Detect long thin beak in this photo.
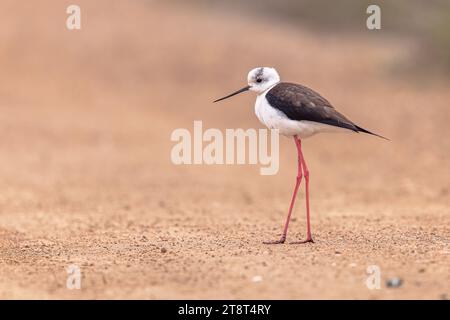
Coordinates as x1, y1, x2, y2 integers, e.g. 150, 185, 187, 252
213, 85, 251, 103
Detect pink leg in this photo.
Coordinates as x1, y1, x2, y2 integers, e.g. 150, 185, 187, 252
290, 138, 314, 244
263, 136, 303, 244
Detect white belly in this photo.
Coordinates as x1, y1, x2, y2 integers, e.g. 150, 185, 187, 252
254, 93, 349, 138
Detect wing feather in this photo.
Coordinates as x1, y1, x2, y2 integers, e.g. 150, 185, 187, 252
266, 82, 359, 131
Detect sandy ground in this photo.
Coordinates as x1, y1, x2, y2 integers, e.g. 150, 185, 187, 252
0, 1, 449, 299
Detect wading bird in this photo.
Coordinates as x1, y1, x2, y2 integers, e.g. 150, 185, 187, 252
214, 67, 386, 244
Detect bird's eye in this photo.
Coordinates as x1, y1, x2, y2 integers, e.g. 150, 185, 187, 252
256, 78, 262, 83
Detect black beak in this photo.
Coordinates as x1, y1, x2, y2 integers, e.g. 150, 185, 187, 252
213, 85, 251, 103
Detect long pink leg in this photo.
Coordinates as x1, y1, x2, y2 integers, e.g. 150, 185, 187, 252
290, 137, 314, 244
263, 136, 303, 244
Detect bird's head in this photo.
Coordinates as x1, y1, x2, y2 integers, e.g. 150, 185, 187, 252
214, 67, 280, 103
247, 67, 280, 93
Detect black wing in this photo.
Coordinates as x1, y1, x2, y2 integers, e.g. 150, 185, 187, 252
266, 82, 362, 132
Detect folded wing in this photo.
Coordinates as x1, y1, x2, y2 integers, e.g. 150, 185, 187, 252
266, 82, 360, 132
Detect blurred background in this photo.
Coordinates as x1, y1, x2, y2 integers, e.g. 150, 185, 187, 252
0, 0, 449, 299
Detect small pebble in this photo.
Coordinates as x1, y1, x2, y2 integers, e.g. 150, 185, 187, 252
386, 278, 403, 288
160, 247, 167, 254
251, 275, 263, 283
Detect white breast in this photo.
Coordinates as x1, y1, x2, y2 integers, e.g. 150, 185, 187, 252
254, 92, 349, 138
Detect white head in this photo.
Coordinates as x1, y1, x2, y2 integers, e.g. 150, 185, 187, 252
247, 67, 280, 93
214, 67, 280, 103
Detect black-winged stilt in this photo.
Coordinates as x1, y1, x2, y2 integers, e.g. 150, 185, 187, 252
214, 67, 386, 244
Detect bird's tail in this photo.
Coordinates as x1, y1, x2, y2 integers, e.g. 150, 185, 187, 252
355, 126, 389, 140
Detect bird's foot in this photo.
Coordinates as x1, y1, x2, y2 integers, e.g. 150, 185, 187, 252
263, 236, 286, 245
289, 238, 314, 244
